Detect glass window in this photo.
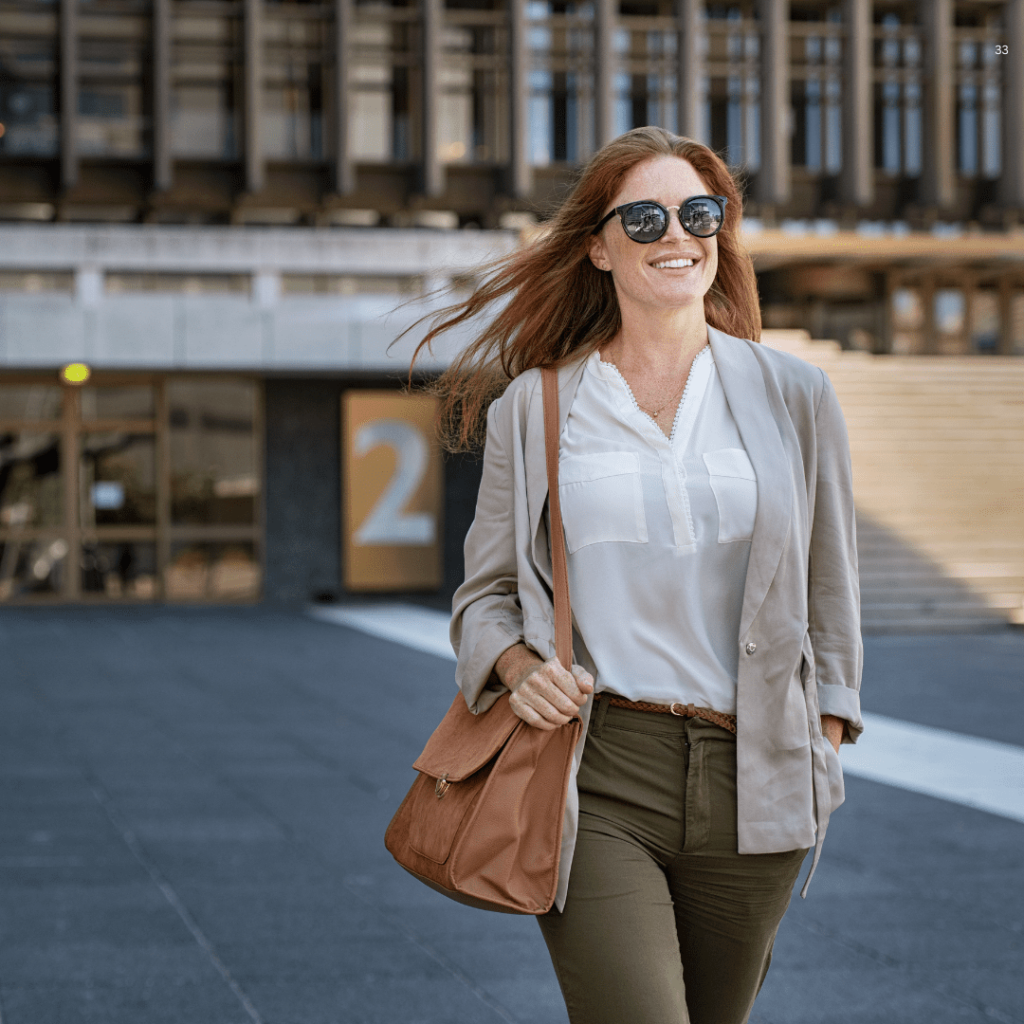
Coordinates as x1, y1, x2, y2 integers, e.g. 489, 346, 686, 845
0, 33, 58, 158
80, 432, 157, 527
171, 9, 242, 158
705, 4, 759, 169
168, 381, 259, 526
280, 273, 424, 295
527, 0, 595, 166
0, 538, 68, 601
0, 386, 62, 421
0, 271, 75, 293
351, 0, 417, 161
105, 272, 250, 295
0, 432, 62, 527
81, 386, 155, 421
166, 542, 260, 600
77, 5, 150, 158
264, 12, 325, 160
81, 541, 157, 599
439, 4, 507, 165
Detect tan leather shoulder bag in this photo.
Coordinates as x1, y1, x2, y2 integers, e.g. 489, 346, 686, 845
384, 367, 580, 914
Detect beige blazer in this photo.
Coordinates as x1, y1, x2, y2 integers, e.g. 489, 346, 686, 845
450, 325, 863, 908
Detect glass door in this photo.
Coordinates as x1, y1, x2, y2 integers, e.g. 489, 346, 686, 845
0, 375, 262, 604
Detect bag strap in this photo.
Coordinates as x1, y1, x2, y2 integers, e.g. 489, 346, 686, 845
541, 367, 573, 671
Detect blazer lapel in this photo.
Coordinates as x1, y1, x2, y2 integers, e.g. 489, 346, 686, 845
708, 326, 793, 637
527, 356, 589, 587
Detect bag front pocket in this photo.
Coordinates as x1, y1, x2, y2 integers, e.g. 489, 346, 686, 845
557, 451, 647, 554
703, 447, 758, 544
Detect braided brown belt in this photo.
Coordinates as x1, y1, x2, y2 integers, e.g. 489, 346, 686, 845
595, 693, 737, 735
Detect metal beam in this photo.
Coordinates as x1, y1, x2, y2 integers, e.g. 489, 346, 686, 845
919, 0, 954, 210
1000, 0, 1024, 210
420, 0, 443, 197
677, 0, 703, 141
840, 0, 872, 207
757, 0, 790, 207
333, 0, 354, 195
508, 0, 532, 197
244, 0, 264, 194
595, 0, 617, 150
59, 0, 78, 191
153, 0, 173, 192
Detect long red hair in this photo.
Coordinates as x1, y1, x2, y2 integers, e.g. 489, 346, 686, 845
409, 127, 760, 452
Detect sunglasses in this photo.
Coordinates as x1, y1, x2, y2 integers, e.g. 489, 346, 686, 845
592, 195, 728, 243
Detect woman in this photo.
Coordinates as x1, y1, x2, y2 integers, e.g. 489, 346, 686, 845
412, 127, 862, 1024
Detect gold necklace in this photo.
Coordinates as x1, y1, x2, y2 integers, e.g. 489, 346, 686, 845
638, 379, 687, 420
601, 349, 689, 422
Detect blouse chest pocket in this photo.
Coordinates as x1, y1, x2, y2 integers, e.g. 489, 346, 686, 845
557, 451, 648, 554
702, 448, 758, 544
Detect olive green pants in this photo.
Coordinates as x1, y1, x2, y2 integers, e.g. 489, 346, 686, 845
538, 700, 808, 1024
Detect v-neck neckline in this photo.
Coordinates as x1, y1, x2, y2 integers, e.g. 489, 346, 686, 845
593, 344, 713, 447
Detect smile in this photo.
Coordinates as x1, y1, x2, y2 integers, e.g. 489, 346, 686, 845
651, 258, 696, 269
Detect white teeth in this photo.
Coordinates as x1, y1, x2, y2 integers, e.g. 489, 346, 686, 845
652, 258, 695, 269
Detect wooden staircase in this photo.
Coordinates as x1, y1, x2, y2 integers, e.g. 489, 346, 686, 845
762, 330, 1024, 634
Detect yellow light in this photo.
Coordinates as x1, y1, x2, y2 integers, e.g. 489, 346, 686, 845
61, 362, 91, 384
0, 123, 6, 139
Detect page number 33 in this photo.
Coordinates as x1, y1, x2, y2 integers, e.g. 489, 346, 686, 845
995, 44, 1009, 54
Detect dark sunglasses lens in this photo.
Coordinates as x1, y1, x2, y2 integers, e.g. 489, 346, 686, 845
681, 198, 723, 237
621, 203, 668, 242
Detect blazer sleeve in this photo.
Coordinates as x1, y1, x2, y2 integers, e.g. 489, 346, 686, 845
450, 396, 525, 714
809, 372, 865, 743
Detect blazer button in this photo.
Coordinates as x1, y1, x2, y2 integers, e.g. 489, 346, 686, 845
745, 642, 757, 655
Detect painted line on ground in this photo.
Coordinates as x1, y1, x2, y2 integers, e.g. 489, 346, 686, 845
308, 603, 1024, 826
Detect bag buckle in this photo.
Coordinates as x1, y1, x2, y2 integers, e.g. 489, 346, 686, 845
435, 773, 450, 799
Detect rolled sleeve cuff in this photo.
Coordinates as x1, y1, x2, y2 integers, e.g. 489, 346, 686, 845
816, 684, 864, 743
455, 620, 523, 714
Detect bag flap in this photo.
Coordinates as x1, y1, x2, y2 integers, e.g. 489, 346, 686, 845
413, 692, 521, 782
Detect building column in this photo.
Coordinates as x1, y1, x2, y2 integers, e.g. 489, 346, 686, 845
757, 0, 790, 208
419, 0, 444, 197
919, 0, 955, 210
59, 0, 78, 191
1000, 0, 1024, 211
333, 0, 354, 194
677, 0, 703, 141
840, 0, 872, 208
997, 275, 1014, 355
508, 0, 532, 197
920, 275, 937, 354
594, 0, 617, 150
244, 0, 264, 194
153, 0, 172, 192
881, 271, 898, 354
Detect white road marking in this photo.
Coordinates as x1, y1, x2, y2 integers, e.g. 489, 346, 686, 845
309, 603, 1024, 826
843, 712, 1024, 824
308, 603, 457, 662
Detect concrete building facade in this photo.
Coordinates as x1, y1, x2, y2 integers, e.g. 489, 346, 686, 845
1, 0, 1022, 606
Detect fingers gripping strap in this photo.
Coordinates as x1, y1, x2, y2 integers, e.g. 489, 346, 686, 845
542, 368, 573, 672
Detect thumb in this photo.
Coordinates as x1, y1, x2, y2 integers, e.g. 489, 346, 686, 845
571, 665, 595, 692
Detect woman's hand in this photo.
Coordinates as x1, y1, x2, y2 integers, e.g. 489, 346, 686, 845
821, 714, 843, 754
495, 643, 594, 730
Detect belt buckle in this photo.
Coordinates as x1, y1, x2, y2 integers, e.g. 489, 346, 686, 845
670, 702, 696, 718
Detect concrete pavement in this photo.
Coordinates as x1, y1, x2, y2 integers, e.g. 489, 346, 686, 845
1, 607, 1021, 1024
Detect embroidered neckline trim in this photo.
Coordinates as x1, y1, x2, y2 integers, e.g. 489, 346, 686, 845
595, 343, 712, 445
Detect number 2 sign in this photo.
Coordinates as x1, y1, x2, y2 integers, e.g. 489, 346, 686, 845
342, 391, 443, 591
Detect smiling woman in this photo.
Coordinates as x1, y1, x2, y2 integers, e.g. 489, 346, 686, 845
402, 127, 862, 1024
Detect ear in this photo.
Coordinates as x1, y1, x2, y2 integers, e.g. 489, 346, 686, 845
588, 233, 611, 272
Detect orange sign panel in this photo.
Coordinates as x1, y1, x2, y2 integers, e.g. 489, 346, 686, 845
342, 391, 443, 591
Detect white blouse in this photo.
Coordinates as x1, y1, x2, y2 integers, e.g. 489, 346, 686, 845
558, 344, 757, 714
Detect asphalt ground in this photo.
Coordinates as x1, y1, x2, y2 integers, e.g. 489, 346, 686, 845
0, 607, 1021, 1024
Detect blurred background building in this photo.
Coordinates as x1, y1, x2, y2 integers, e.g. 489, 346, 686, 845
1, 0, 1022, 626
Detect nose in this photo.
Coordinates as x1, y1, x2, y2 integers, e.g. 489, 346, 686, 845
662, 208, 687, 242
